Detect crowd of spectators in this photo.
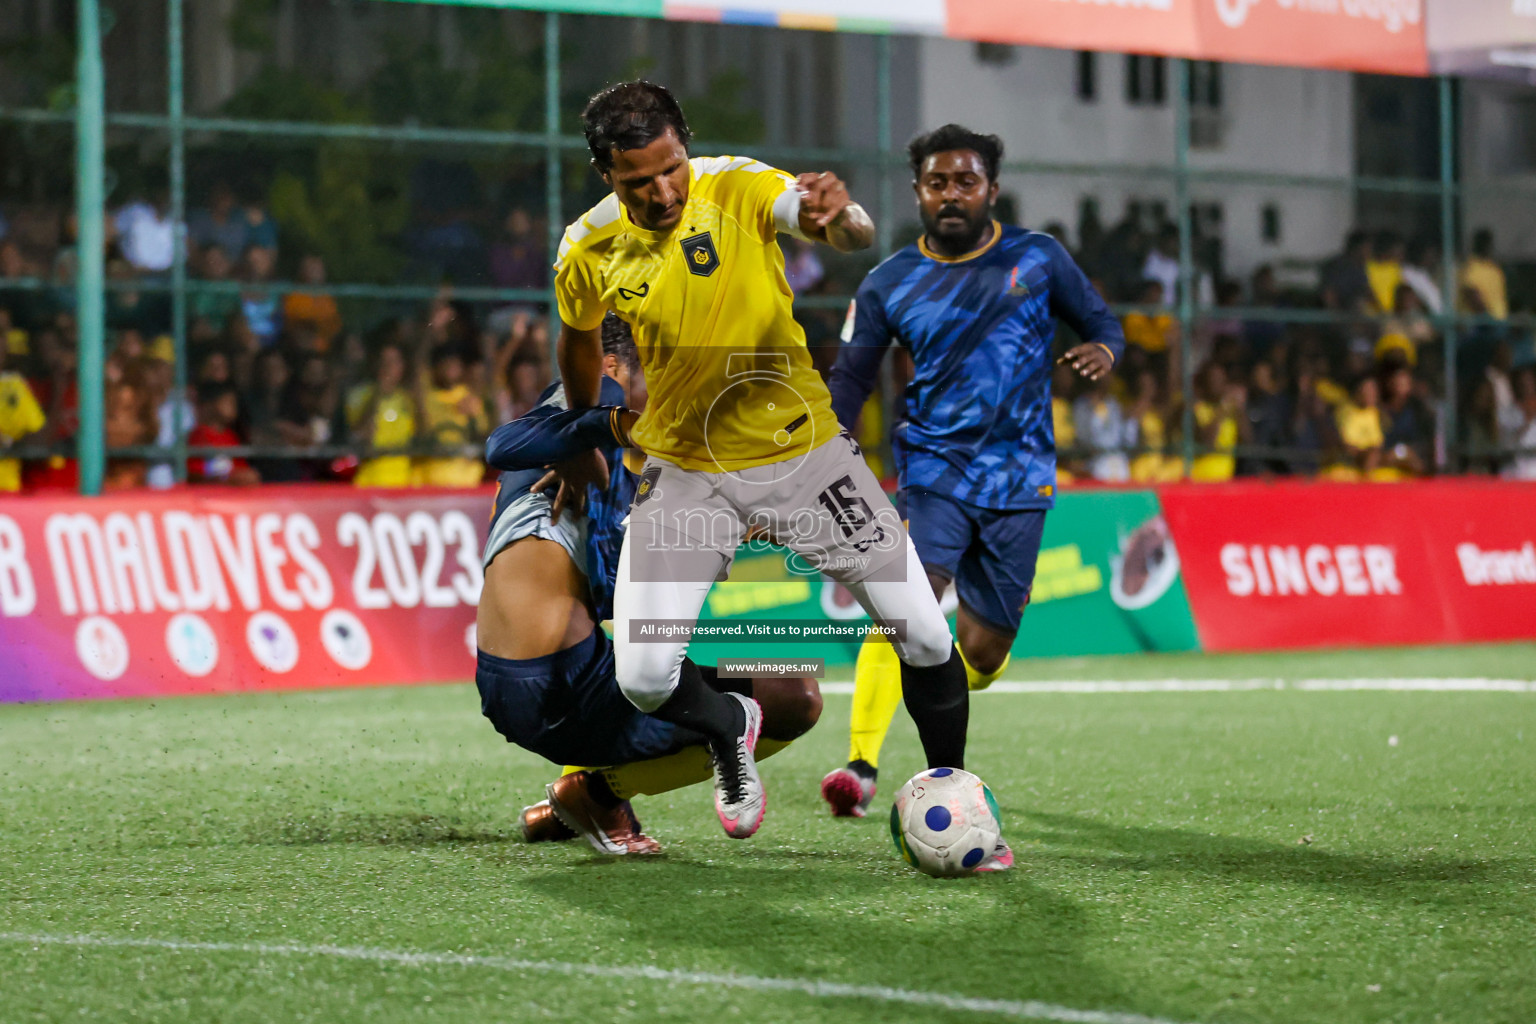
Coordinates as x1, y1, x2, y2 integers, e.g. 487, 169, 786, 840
2, 185, 1535, 494
1040, 207, 1536, 484
0, 179, 557, 493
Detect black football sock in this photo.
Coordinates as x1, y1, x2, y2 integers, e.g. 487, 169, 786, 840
650, 658, 744, 746
585, 771, 624, 809
899, 646, 969, 770
699, 661, 753, 699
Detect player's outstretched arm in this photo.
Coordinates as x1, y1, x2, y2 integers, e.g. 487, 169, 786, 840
557, 322, 605, 408
795, 172, 874, 253
1045, 236, 1126, 381
485, 404, 629, 473
827, 280, 894, 428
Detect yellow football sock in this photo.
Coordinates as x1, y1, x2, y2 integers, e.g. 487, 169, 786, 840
595, 738, 791, 800
960, 648, 1010, 691
847, 631, 904, 769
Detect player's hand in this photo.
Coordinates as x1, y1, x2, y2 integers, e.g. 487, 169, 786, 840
1058, 344, 1114, 382
796, 172, 853, 229
530, 447, 609, 519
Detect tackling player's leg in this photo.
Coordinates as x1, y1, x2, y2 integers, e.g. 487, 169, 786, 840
612, 503, 769, 840
529, 673, 821, 849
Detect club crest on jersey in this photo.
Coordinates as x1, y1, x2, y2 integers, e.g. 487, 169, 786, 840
681, 231, 720, 277
634, 465, 663, 507
1005, 265, 1030, 297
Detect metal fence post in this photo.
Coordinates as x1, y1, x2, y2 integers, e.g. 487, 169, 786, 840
1174, 58, 1195, 476
875, 34, 893, 260
76, 0, 106, 496
1438, 75, 1459, 473
545, 11, 562, 368
169, 0, 188, 483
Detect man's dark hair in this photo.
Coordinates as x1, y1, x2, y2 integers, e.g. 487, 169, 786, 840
1472, 227, 1495, 258
582, 81, 692, 173
601, 312, 640, 370
429, 342, 463, 368
907, 124, 1004, 182
197, 380, 238, 407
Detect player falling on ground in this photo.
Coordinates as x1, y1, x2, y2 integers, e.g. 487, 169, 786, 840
819, 125, 1124, 821
554, 81, 974, 848
476, 313, 822, 855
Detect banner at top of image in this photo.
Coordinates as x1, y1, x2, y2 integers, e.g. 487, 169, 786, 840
1427, 0, 1536, 76
400, 0, 1536, 79
947, 0, 1427, 75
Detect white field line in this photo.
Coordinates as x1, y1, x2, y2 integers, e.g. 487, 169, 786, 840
818, 678, 1535, 695
0, 931, 1193, 1024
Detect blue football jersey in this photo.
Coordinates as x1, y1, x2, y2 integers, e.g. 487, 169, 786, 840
828, 224, 1125, 510
484, 376, 635, 622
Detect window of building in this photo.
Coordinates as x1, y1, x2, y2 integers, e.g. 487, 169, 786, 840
1188, 61, 1223, 110
1126, 55, 1167, 106
1262, 203, 1282, 244
1188, 61, 1226, 148
975, 42, 1016, 66
1076, 52, 1097, 102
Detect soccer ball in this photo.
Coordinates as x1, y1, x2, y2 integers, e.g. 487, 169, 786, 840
889, 768, 1002, 878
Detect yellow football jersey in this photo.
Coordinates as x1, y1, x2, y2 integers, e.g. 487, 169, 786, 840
555, 156, 840, 473
0, 372, 46, 492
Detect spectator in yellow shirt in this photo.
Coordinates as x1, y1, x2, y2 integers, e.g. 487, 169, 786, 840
281, 254, 343, 351
1460, 228, 1508, 320
1122, 279, 1176, 356
346, 342, 416, 487
1052, 362, 1079, 484
414, 343, 487, 487
1121, 278, 1177, 387
1190, 361, 1248, 482
1127, 369, 1182, 482
0, 333, 46, 491
1329, 375, 1385, 480
1366, 230, 1404, 313
0, 308, 28, 360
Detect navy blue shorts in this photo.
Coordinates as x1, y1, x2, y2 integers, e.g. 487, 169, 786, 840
898, 488, 1047, 637
475, 629, 681, 768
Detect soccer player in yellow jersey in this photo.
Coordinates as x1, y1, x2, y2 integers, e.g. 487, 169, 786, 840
552, 81, 973, 846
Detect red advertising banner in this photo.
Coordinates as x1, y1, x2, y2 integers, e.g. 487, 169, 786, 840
943, 0, 1427, 75
945, 0, 1202, 64
1160, 479, 1536, 651
0, 486, 492, 702
1197, 0, 1428, 76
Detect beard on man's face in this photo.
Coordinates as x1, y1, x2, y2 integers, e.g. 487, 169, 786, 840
921, 201, 992, 250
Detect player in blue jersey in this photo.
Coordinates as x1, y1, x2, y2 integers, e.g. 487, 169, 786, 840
476, 314, 821, 855
819, 125, 1124, 826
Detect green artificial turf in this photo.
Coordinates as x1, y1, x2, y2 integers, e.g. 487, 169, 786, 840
1, 645, 1533, 1023
998, 640, 1536, 683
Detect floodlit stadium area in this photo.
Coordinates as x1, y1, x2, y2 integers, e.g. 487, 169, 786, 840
3, 643, 1532, 1024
